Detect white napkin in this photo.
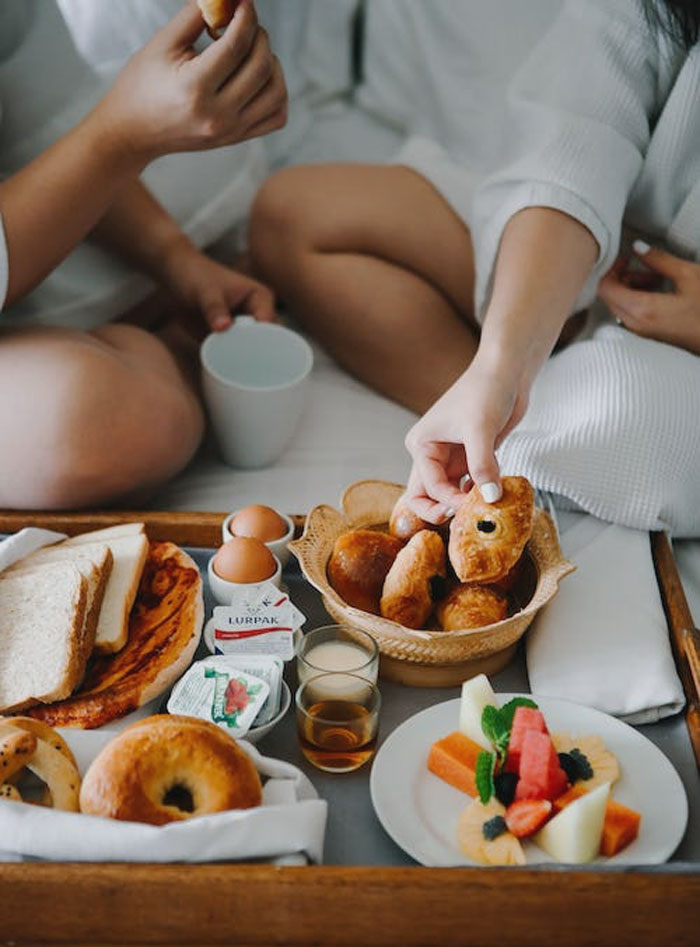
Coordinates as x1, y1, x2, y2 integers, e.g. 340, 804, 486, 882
0, 740, 327, 864
0, 527, 68, 572
526, 513, 686, 725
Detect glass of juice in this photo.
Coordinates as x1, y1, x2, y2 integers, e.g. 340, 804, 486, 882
295, 672, 381, 773
296, 625, 379, 686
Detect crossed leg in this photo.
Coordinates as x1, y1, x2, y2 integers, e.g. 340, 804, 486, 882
249, 164, 480, 414
0, 322, 204, 509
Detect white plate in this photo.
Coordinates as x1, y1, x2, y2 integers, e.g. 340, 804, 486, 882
369, 695, 688, 867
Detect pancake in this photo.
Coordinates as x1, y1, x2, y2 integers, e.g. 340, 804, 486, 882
24, 542, 203, 729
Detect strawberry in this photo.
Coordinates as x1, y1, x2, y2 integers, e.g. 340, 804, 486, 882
505, 799, 553, 838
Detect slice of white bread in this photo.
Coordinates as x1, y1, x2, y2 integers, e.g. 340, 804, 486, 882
62, 528, 149, 654
0, 564, 88, 713
7, 543, 114, 663
64, 523, 145, 545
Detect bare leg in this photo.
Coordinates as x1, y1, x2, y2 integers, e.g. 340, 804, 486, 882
249, 164, 479, 413
0, 323, 204, 509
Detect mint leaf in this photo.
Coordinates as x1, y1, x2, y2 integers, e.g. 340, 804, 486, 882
499, 697, 538, 731
475, 750, 496, 804
481, 705, 507, 747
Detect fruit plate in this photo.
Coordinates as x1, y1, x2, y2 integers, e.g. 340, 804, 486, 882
369, 695, 688, 867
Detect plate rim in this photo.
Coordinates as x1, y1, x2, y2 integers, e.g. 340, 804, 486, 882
369, 693, 689, 868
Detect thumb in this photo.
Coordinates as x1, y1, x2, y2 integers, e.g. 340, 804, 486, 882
632, 239, 686, 283
464, 428, 502, 504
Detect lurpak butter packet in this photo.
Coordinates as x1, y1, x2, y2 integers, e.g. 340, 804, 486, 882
203, 581, 306, 661
167, 656, 270, 738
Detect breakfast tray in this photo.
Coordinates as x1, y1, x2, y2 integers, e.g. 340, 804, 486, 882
0, 510, 698, 947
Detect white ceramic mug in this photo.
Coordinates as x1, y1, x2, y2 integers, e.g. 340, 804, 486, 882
200, 317, 314, 469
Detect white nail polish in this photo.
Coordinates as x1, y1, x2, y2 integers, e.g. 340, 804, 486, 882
480, 482, 501, 504
444, 507, 456, 519
633, 239, 651, 255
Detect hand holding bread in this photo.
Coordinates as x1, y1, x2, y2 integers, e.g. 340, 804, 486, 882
95, 0, 287, 160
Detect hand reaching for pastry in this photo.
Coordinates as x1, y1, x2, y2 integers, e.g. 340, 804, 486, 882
599, 241, 700, 355
403, 354, 531, 523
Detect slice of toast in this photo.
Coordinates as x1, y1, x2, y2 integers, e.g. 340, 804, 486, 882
0, 564, 88, 713
8, 543, 114, 663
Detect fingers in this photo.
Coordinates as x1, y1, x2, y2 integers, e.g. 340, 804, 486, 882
460, 422, 502, 503
599, 271, 673, 336
632, 239, 686, 283
237, 284, 277, 323
201, 294, 233, 332
155, 1, 207, 52
196, 0, 259, 90
403, 464, 457, 525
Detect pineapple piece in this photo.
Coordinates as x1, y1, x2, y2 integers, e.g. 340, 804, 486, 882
459, 674, 498, 750
534, 782, 610, 863
552, 732, 620, 789
457, 798, 526, 866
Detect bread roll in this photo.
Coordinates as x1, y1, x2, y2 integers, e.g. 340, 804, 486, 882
380, 530, 447, 629
436, 584, 509, 632
327, 530, 404, 614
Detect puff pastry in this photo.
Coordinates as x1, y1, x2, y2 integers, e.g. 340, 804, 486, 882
436, 584, 509, 632
448, 476, 534, 584
380, 530, 446, 629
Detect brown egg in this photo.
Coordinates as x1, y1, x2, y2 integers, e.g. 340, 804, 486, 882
230, 504, 287, 542
213, 537, 277, 583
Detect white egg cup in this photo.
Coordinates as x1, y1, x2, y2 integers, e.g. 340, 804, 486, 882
207, 551, 282, 606
221, 510, 295, 568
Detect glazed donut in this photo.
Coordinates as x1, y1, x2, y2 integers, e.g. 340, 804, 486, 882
380, 529, 446, 629
198, 0, 237, 36
327, 529, 404, 614
448, 476, 534, 584
79, 714, 262, 825
436, 584, 509, 632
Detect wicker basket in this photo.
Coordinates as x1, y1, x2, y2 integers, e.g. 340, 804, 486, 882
289, 479, 575, 687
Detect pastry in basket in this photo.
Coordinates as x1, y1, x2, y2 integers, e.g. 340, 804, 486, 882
327, 529, 404, 614
448, 476, 534, 584
389, 495, 437, 542
380, 530, 447, 629
0, 717, 81, 811
24, 542, 203, 729
436, 584, 509, 632
79, 714, 262, 825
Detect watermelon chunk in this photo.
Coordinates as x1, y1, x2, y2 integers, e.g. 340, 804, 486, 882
515, 729, 569, 800
505, 706, 548, 774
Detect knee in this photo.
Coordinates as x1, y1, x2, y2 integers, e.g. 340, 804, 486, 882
0, 337, 204, 510
249, 167, 317, 279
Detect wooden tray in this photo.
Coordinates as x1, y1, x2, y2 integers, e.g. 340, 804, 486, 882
0, 510, 698, 947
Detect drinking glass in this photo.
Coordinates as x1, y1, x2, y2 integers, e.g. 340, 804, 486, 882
296, 625, 379, 686
295, 672, 381, 773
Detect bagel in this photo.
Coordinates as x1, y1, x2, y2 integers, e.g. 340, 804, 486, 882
448, 477, 534, 584
79, 714, 262, 825
380, 529, 447, 629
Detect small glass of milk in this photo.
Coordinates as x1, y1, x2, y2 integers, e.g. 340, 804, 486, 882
296, 625, 379, 687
